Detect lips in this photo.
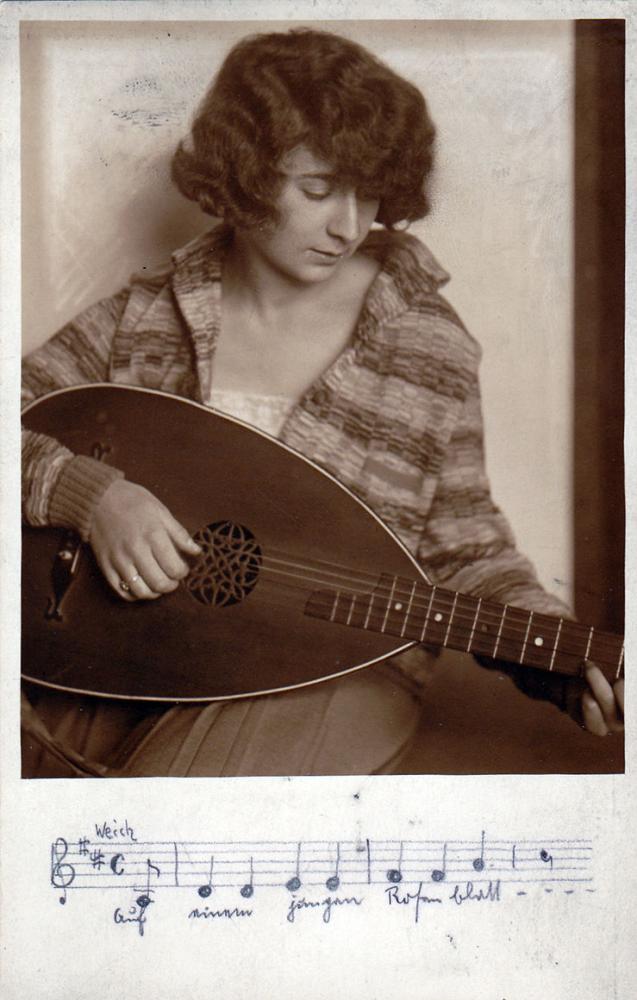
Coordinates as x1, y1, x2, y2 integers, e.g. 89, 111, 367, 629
310, 248, 347, 260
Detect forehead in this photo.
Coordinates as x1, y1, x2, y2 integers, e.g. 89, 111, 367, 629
279, 146, 335, 178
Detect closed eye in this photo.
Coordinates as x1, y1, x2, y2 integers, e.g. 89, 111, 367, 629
301, 187, 331, 201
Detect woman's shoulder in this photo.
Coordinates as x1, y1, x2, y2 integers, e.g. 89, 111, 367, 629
361, 229, 482, 364
361, 228, 450, 294
126, 224, 230, 294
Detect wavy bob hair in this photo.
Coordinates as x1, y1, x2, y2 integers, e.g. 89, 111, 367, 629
172, 29, 436, 230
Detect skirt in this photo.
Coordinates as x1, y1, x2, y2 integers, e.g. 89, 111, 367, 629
21, 656, 431, 778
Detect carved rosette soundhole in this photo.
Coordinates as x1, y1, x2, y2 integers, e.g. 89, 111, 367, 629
186, 521, 262, 607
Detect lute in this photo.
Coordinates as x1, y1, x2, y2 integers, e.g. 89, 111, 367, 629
22, 385, 624, 702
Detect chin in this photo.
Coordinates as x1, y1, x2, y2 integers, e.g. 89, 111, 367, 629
287, 266, 338, 285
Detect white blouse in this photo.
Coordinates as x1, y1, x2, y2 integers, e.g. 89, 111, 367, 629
207, 388, 297, 438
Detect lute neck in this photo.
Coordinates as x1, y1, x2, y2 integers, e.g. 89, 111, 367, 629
305, 573, 624, 682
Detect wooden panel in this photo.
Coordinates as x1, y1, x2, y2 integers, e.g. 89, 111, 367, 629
573, 20, 625, 632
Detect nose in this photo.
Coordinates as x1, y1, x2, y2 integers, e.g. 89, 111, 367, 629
326, 191, 362, 244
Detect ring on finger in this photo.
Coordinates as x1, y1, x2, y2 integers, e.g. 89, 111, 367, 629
119, 572, 142, 592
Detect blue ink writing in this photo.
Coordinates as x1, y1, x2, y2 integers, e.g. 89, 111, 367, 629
189, 906, 253, 920
286, 894, 363, 924
450, 881, 501, 906
51, 838, 75, 905
95, 819, 137, 842
385, 882, 442, 923
114, 898, 150, 937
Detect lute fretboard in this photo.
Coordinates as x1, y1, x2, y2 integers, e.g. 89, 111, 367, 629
305, 573, 624, 682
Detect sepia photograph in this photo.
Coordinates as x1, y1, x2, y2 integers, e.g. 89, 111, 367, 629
2, 4, 634, 999
19, 17, 624, 779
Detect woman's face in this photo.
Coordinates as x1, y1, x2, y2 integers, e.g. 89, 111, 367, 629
239, 146, 380, 286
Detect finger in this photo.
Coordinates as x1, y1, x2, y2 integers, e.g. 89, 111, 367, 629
162, 514, 202, 557
131, 548, 180, 596
99, 557, 140, 603
614, 678, 624, 716
112, 557, 163, 601
581, 690, 609, 736
150, 532, 192, 581
125, 570, 163, 601
584, 663, 623, 733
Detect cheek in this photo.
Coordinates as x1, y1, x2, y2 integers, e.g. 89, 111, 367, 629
365, 201, 381, 227
357, 200, 380, 238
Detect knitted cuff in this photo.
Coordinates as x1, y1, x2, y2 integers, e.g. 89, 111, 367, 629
48, 454, 124, 542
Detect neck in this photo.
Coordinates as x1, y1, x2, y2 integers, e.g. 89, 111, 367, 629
304, 572, 625, 684
224, 232, 344, 320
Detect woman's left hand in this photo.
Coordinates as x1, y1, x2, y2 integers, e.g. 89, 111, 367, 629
581, 662, 624, 736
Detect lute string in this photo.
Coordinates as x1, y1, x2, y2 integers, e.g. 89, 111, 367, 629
218, 542, 622, 661
252, 562, 623, 670
229, 568, 620, 677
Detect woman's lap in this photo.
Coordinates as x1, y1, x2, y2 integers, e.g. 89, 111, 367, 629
22, 664, 423, 778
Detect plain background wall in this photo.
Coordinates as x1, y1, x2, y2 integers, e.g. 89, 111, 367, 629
21, 19, 574, 604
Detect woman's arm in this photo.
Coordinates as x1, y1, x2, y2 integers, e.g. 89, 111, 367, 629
22, 287, 200, 599
415, 369, 623, 734
416, 371, 570, 617
22, 289, 131, 534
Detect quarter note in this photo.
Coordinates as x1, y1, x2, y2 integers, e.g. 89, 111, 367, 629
198, 856, 214, 898
285, 843, 302, 892
325, 843, 341, 892
431, 843, 447, 883
540, 848, 553, 870
472, 831, 486, 872
386, 841, 403, 884
240, 857, 255, 899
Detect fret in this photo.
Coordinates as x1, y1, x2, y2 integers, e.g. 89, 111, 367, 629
548, 619, 563, 671
329, 591, 340, 623
345, 592, 356, 627
516, 615, 567, 672
584, 625, 625, 681
467, 598, 482, 653
419, 588, 436, 642
584, 625, 594, 662
363, 590, 375, 630
519, 611, 534, 664
443, 592, 458, 646
380, 577, 397, 634
491, 604, 531, 663
616, 643, 624, 680
348, 591, 372, 630
400, 580, 418, 639
492, 605, 508, 659
303, 580, 624, 684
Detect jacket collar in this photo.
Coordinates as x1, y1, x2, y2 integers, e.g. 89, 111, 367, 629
170, 225, 232, 401
169, 223, 450, 384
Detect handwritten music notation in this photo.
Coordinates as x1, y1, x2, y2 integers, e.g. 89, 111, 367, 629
51, 831, 594, 924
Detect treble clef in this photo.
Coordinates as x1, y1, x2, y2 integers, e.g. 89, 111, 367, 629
51, 837, 76, 904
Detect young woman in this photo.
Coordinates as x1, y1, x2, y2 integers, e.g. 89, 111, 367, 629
21, 29, 623, 777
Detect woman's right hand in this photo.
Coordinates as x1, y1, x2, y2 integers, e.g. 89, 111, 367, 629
88, 479, 201, 601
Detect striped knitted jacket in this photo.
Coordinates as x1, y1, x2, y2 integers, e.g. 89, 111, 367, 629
22, 227, 572, 708
22, 225, 573, 705
23, 224, 566, 615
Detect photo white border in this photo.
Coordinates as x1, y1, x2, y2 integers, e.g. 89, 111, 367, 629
1, 2, 635, 997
